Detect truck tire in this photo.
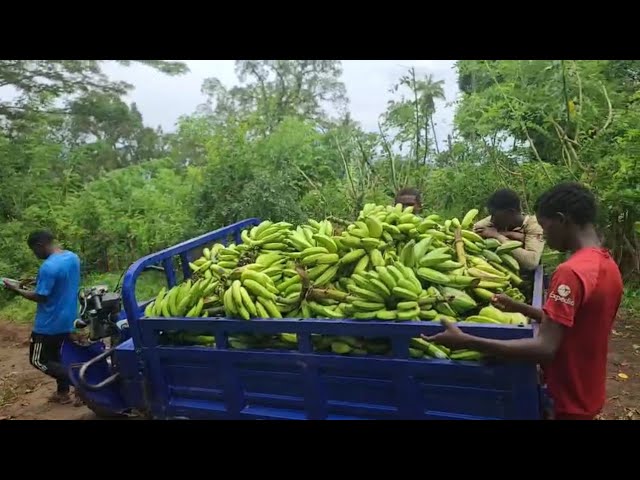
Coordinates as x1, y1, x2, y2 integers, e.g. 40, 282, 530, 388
74, 389, 128, 420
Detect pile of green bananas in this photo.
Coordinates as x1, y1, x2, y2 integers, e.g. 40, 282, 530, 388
146, 202, 531, 362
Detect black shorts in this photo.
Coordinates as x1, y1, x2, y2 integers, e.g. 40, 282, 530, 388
29, 332, 71, 393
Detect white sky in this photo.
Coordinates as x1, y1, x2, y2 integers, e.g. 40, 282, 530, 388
102, 60, 460, 148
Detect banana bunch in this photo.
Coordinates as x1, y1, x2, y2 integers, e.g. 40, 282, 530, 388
189, 242, 252, 276
221, 256, 301, 320
243, 220, 294, 254
144, 276, 222, 318
287, 220, 334, 251
142, 203, 534, 363
462, 305, 528, 326
332, 262, 439, 321
353, 203, 422, 246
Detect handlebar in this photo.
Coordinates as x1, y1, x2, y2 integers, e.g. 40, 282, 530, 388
73, 347, 121, 392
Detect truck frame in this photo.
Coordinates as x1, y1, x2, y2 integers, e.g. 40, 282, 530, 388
64, 218, 547, 420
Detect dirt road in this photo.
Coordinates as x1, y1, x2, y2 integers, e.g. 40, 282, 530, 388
0, 323, 96, 420
1, 315, 638, 420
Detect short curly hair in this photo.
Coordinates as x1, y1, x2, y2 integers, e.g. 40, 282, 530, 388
395, 187, 421, 203
487, 189, 521, 212
27, 230, 55, 248
534, 182, 597, 225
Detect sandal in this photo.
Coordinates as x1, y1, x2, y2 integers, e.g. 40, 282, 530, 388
48, 392, 72, 405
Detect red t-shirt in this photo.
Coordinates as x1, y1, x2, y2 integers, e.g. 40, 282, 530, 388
542, 247, 623, 418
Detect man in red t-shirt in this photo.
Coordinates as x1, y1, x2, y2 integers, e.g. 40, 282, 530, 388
424, 182, 623, 420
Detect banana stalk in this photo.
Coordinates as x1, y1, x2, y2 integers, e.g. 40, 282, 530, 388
454, 228, 466, 268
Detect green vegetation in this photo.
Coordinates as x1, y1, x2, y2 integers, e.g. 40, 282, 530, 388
1, 60, 638, 324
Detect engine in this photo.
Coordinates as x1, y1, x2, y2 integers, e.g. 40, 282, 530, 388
74, 286, 124, 343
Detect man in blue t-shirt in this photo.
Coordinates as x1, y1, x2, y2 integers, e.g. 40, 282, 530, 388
3, 230, 81, 404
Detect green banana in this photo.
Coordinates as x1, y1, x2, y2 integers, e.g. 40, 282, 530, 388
314, 265, 339, 287
307, 263, 331, 281
429, 260, 463, 271
438, 286, 477, 314
257, 296, 283, 318
340, 249, 367, 265
481, 249, 503, 264
352, 300, 386, 311
364, 216, 383, 238
239, 286, 258, 317
313, 234, 338, 253
460, 208, 479, 229
397, 301, 419, 310
353, 254, 370, 274
464, 315, 502, 325
450, 350, 484, 361
396, 307, 420, 321
375, 266, 397, 291
367, 278, 392, 297
496, 240, 523, 253
473, 288, 496, 302
419, 309, 438, 320
499, 253, 520, 272
483, 238, 502, 249
243, 279, 277, 301
416, 267, 450, 285
347, 285, 386, 303
461, 230, 484, 243
399, 240, 416, 267
301, 246, 330, 257
369, 249, 386, 267
376, 309, 398, 320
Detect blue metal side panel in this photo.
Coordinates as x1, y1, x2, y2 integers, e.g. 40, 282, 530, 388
113, 339, 146, 412
138, 319, 540, 420
119, 219, 545, 420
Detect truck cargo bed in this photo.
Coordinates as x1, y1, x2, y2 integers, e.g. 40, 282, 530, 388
120, 219, 545, 420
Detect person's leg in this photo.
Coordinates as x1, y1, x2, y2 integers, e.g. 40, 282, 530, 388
45, 334, 71, 395
29, 333, 71, 403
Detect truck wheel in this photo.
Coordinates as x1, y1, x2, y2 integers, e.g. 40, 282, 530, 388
74, 389, 128, 420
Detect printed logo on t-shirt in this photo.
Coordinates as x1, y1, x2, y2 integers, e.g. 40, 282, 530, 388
549, 284, 575, 306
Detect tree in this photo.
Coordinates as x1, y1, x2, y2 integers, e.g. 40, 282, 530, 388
452, 60, 639, 275
199, 60, 348, 133
65, 92, 166, 173
0, 60, 188, 121
382, 67, 445, 165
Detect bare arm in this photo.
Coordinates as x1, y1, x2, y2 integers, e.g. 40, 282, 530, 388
473, 216, 492, 231
510, 218, 545, 270
510, 245, 544, 271
14, 289, 47, 303
3, 268, 53, 303
460, 314, 564, 362
510, 301, 543, 322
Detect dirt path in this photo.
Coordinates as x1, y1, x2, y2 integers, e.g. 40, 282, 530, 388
1, 314, 638, 420
599, 311, 640, 420
0, 323, 96, 420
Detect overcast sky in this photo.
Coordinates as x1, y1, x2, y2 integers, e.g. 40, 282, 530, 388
102, 60, 460, 148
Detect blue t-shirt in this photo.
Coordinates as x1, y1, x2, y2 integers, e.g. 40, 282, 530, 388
33, 250, 81, 335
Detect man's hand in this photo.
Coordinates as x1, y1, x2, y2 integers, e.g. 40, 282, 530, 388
475, 226, 500, 239
491, 293, 520, 312
3, 279, 19, 292
501, 231, 525, 242
421, 318, 470, 350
